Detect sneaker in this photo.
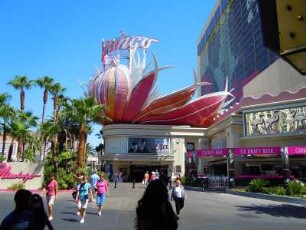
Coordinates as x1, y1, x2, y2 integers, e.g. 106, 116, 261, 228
98, 211, 101, 216
48, 216, 53, 221
76, 211, 80, 216
80, 218, 84, 224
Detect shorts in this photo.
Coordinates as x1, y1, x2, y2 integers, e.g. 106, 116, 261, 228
96, 193, 106, 206
47, 195, 56, 206
78, 198, 89, 209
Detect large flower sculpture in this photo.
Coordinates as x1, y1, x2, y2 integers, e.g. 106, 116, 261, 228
89, 33, 232, 127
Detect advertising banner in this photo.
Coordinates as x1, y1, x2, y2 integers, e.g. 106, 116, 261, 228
128, 137, 169, 154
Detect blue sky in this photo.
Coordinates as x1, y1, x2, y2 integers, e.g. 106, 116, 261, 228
0, 0, 216, 147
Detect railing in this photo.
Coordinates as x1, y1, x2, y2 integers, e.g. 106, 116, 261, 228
200, 176, 229, 191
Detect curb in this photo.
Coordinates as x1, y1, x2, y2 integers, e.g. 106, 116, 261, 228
185, 186, 306, 205
0, 189, 73, 193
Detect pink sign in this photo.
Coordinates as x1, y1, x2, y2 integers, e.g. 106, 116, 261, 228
233, 147, 281, 156
287, 146, 306, 155
188, 149, 229, 157
0, 163, 41, 182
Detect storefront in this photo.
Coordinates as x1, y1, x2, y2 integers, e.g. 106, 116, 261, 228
286, 146, 306, 182
233, 147, 284, 186
189, 146, 306, 186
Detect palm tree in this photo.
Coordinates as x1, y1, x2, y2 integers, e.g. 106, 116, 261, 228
0, 93, 14, 157
62, 96, 106, 167
8, 75, 34, 111
48, 83, 66, 166
35, 76, 54, 124
36, 76, 54, 160
49, 82, 66, 124
40, 120, 60, 169
11, 111, 38, 161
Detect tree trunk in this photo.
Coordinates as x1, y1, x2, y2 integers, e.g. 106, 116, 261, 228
17, 138, 22, 161
51, 136, 57, 172
1, 127, 7, 156
77, 125, 86, 167
39, 100, 47, 161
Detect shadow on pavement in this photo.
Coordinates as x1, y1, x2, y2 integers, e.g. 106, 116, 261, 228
236, 204, 306, 219
62, 218, 79, 223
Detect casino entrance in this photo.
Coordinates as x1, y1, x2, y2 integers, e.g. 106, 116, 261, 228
130, 164, 169, 182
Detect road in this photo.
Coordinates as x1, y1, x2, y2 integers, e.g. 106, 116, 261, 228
0, 182, 306, 229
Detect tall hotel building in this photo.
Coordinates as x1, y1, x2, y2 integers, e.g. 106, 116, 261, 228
194, 0, 306, 184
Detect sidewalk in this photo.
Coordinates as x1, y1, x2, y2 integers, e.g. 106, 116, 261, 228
185, 186, 306, 206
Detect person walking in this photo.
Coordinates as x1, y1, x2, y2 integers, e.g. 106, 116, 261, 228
45, 174, 58, 221
135, 179, 178, 230
0, 189, 33, 230
143, 171, 150, 188
171, 178, 186, 217
89, 170, 100, 202
95, 172, 109, 216
29, 193, 54, 230
75, 176, 92, 224
150, 171, 157, 181
74, 172, 85, 215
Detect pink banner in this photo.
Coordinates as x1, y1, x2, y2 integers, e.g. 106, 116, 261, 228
233, 147, 281, 156
287, 146, 306, 155
187, 149, 229, 157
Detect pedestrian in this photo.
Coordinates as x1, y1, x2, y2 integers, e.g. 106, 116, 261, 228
150, 171, 157, 181
74, 171, 85, 215
155, 169, 160, 179
142, 171, 149, 188
171, 178, 186, 217
75, 176, 92, 223
95, 172, 109, 216
45, 174, 58, 221
0, 189, 33, 230
29, 193, 54, 230
89, 170, 100, 202
114, 170, 123, 188
135, 179, 178, 230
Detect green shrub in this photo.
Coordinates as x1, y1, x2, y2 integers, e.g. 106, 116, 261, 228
7, 181, 25, 191
24, 149, 35, 163
43, 151, 87, 190
286, 180, 306, 196
265, 186, 286, 196
246, 179, 269, 193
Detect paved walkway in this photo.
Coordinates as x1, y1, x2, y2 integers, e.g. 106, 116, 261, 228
1, 182, 306, 229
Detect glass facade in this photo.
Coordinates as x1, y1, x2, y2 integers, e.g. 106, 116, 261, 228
198, 0, 278, 102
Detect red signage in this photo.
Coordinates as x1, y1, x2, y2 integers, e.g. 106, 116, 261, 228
0, 163, 41, 182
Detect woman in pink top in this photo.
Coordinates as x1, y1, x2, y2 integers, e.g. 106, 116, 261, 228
45, 174, 58, 221
95, 172, 109, 216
